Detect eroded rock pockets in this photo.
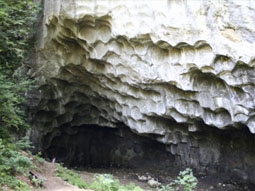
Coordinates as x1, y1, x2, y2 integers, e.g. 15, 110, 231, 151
29, 0, 255, 185
36, 14, 255, 134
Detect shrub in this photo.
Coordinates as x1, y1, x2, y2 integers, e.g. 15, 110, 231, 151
174, 168, 198, 191
158, 168, 198, 191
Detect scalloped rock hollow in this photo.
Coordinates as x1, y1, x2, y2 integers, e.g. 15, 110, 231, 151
30, 0, 255, 184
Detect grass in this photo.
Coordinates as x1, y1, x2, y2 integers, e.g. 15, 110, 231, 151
90, 174, 143, 191
56, 165, 198, 191
0, 137, 49, 191
0, 138, 34, 191
33, 152, 46, 165
56, 165, 144, 191
0, 175, 31, 191
55, 165, 88, 189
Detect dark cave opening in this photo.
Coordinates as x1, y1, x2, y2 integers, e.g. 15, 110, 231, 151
42, 124, 174, 170
36, 119, 255, 187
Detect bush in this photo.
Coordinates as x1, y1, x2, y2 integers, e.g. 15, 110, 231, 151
158, 168, 198, 191
174, 168, 198, 191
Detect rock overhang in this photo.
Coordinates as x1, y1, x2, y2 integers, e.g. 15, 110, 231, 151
29, 0, 255, 183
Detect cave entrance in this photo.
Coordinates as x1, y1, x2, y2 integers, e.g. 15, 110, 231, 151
42, 124, 174, 170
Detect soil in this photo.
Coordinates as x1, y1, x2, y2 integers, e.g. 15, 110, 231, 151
35, 162, 254, 191
34, 162, 89, 191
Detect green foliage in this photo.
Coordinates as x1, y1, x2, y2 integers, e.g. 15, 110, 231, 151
56, 165, 143, 191
0, 0, 40, 138
0, 138, 33, 190
34, 152, 46, 165
15, 136, 34, 150
90, 174, 119, 191
31, 176, 41, 188
158, 168, 198, 191
0, 0, 40, 72
56, 165, 88, 189
1, 175, 31, 191
89, 174, 143, 191
158, 184, 174, 191
0, 73, 29, 136
0, 0, 40, 190
174, 168, 198, 191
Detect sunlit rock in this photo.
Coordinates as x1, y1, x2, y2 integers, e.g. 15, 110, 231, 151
29, 0, 255, 183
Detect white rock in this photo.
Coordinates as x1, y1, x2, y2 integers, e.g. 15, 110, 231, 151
147, 179, 161, 188
33, 0, 255, 137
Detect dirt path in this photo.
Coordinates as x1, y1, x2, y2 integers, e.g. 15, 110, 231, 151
34, 162, 88, 191
33, 162, 153, 191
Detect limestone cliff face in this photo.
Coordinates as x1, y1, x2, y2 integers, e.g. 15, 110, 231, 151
30, 0, 255, 182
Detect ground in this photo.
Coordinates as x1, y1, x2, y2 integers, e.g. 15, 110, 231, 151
34, 162, 88, 191
32, 161, 254, 191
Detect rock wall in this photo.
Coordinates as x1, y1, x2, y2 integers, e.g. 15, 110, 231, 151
29, 0, 255, 183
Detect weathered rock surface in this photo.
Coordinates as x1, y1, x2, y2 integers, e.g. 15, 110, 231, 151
30, 0, 255, 184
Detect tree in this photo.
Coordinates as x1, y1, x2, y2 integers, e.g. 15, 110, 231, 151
0, 0, 40, 138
